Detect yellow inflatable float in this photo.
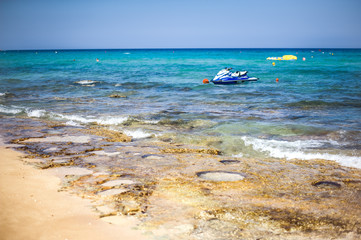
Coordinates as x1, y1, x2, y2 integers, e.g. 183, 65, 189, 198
267, 55, 297, 61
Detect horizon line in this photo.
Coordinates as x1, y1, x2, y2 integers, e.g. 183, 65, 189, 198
2, 47, 361, 51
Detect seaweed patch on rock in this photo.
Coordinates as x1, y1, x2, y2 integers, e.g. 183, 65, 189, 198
161, 147, 221, 155
84, 126, 132, 142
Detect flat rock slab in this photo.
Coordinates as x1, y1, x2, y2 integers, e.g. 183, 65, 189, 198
93, 150, 121, 156
98, 188, 129, 196
101, 179, 137, 187
197, 171, 245, 182
49, 167, 93, 177
23, 135, 91, 143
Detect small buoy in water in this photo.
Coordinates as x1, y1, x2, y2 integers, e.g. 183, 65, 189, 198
203, 79, 209, 84
276, 78, 279, 82
303, 57, 306, 61
96, 58, 99, 62
272, 62, 275, 66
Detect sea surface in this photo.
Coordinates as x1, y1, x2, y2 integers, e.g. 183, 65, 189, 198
1, 48, 360, 168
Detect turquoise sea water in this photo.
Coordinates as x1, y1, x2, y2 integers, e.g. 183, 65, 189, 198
1, 49, 360, 168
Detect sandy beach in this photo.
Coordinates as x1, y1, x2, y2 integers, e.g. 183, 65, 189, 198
0, 146, 146, 240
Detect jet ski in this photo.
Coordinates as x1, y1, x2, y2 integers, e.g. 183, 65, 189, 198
210, 68, 259, 85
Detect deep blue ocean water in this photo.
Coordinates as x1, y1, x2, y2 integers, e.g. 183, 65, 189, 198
1, 49, 360, 168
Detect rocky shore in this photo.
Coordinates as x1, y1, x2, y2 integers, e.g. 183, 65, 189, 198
1, 116, 360, 239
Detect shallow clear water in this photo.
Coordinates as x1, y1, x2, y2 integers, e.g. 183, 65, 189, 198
1, 49, 360, 168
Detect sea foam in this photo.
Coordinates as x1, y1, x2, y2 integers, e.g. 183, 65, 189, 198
0, 105, 23, 115
26, 109, 46, 118
74, 80, 99, 85
241, 136, 361, 169
56, 113, 128, 126
123, 129, 153, 139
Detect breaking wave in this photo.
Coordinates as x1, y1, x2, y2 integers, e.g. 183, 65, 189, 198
241, 136, 361, 169
0, 105, 23, 115
123, 129, 153, 139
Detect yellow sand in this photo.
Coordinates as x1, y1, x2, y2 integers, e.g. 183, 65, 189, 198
0, 147, 147, 240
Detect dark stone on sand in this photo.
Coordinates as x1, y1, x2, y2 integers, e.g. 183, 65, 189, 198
219, 160, 240, 165
312, 181, 341, 188
196, 171, 245, 182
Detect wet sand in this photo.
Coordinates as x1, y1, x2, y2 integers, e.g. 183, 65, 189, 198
0, 117, 360, 239
0, 147, 146, 240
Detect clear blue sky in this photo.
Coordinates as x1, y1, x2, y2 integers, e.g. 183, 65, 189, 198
1, 0, 361, 50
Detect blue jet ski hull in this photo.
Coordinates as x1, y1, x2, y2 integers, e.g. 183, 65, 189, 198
211, 77, 258, 85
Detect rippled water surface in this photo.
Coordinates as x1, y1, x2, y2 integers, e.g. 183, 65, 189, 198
1, 49, 360, 167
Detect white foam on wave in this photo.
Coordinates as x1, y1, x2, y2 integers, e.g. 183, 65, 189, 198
97, 117, 128, 125
123, 129, 153, 139
0, 105, 49, 118
241, 136, 361, 169
0, 105, 22, 114
0, 92, 13, 97
74, 80, 99, 85
57, 114, 96, 124
56, 113, 128, 126
26, 109, 46, 118
0, 105, 128, 127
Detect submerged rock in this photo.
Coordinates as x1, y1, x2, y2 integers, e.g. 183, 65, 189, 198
108, 94, 127, 98
196, 171, 245, 182
50, 166, 93, 177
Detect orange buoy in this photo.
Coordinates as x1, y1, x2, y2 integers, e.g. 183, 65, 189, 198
272, 62, 275, 66
203, 79, 210, 84
276, 78, 279, 82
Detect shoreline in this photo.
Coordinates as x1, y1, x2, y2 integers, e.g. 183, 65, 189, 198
0, 116, 360, 239
0, 146, 146, 240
